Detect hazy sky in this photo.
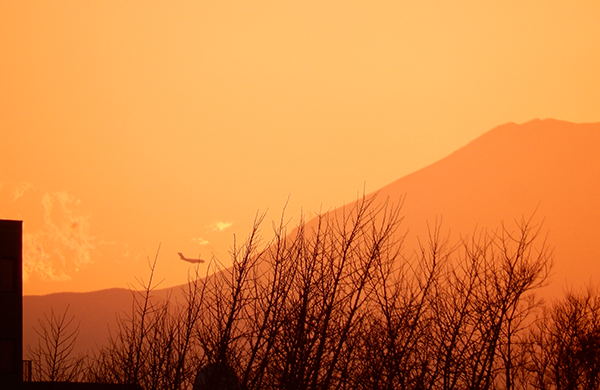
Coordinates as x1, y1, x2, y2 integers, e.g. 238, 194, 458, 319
1, 1, 599, 295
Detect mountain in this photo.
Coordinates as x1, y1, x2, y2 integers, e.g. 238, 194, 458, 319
369, 118, 600, 291
23, 118, 600, 355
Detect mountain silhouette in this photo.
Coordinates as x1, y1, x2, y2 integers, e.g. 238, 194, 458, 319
370, 118, 600, 290
23, 118, 600, 355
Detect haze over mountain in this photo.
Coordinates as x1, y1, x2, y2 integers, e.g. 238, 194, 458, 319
23, 119, 600, 355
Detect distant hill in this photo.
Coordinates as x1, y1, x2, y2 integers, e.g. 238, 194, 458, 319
23, 284, 184, 357
24, 288, 134, 356
23, 118, 600, 355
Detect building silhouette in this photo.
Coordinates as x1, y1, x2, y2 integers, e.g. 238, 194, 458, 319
0, 220, 23, 387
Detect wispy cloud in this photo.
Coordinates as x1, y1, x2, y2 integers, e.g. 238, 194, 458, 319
191, 237, 209, 245
207, 221, 233, 232
23, 191, 95, 282
12, 182, 33, 201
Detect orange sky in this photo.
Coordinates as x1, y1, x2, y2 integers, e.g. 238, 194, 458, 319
1, 1, 599, 295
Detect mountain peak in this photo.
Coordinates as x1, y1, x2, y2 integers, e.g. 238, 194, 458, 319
370, 119, 600, 290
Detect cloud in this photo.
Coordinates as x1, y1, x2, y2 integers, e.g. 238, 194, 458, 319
207, 221, 233, 232
22, 191, 95, 282
191, 237, 209, 246
12, 182, 33, 201
22, 237, 71, 282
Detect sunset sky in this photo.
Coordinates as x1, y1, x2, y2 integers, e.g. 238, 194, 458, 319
1, 1, 599, 295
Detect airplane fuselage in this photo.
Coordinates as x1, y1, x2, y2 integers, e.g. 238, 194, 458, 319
178, 252, 205, 264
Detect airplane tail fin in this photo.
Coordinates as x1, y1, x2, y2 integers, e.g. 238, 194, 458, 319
178, 252, 184, 259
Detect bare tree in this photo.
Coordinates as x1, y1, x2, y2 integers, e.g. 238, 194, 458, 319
87, 245, 209, 390
27, 305, 86, 382
30, 194, 558, 390
527, 286, 600, 390
421, 218, 551, 390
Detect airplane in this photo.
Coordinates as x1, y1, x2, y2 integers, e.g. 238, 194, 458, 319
178, 252, 205, 264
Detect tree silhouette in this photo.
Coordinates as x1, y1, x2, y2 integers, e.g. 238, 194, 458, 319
527, 287, 600, 390
27, 305, 86, 381
28, 195, 557, 390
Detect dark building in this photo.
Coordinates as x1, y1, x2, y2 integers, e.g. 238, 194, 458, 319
0, 219, 23, 387
0, 220, 141, 390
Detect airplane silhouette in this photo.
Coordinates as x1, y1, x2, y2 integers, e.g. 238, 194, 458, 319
178, 252, 205, 264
